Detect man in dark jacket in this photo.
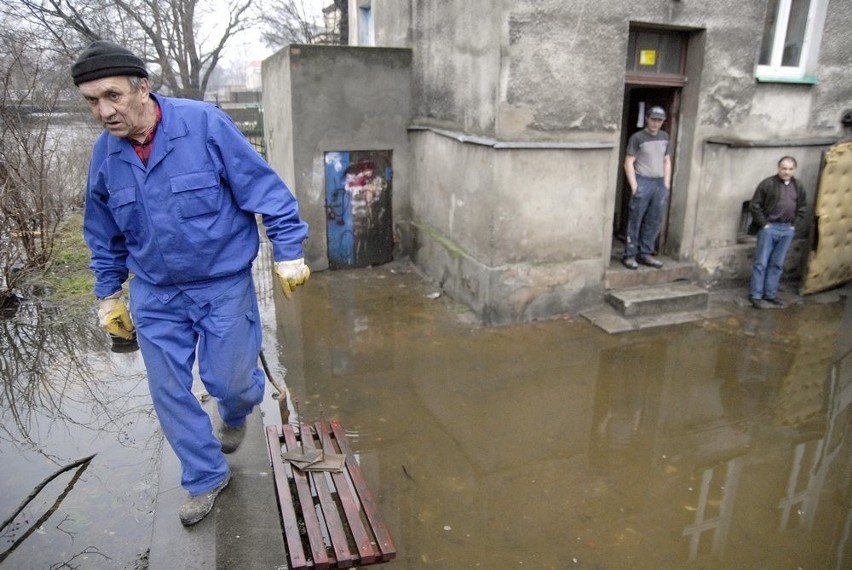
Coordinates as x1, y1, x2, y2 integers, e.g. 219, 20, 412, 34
747, 156, 806, 309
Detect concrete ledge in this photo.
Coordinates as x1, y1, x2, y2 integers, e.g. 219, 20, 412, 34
408, 124, 614, 150
705, 136, 837, 148
149, 405, 288, 570
412, 222, 605, 325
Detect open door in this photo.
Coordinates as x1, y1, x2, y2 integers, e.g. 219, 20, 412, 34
615, 87, 680, 253
799, 141, 852, 294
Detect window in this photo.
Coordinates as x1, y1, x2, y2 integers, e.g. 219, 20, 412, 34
756, 0, 828, 82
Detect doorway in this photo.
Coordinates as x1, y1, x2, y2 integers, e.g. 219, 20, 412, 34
614, 26, 689, 260
614, 86, 681, 257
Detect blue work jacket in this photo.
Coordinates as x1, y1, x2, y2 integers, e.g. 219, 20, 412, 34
83, 93, 308, 299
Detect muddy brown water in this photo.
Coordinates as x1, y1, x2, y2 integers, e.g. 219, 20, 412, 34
2, 260, 850, 569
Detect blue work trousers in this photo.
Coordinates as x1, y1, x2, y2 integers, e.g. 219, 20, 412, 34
129, 272, 265, 496
625, 176, 668, 259
750, 223, 795, 301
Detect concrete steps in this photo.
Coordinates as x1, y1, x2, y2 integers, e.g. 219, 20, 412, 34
581, 254, 728, 333
606, 282, 709, 317
604, 257, 696, 290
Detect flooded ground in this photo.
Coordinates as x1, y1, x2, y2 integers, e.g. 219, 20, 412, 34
1, 255, 850, 569
277, 264, 852, 569
0, 303, 156, 568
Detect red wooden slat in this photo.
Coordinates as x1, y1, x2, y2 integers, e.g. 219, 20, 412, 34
265, 425, 308, 570
329, 419, 397, 561
270, 421, 396, 569
300, 422, 353, 568
315, 422, 377, 566
282, 425, 330, 569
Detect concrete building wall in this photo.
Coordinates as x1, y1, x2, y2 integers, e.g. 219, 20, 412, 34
410, 129, 614, 323
262, 45, 413, 271
403, 0, 504, 136
262, 2, 850, 324
261, 55, 294, 185
367, 0, 850, 323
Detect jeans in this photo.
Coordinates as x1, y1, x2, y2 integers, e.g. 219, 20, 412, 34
749, 223, 795, 300
624, 176, 668, 259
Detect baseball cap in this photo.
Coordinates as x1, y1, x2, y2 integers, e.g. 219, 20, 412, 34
648, 106, 666, 120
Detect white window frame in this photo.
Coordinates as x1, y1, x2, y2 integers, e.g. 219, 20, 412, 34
755, 0, 828, 83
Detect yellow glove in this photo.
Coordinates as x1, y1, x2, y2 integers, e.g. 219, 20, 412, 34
97, 297, 136, 340
275, 258, 310, 300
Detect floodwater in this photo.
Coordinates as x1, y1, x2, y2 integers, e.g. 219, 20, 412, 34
0, 303, 156, 568
1, 254, 850, 569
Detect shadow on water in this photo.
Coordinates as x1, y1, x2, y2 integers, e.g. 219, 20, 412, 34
0, 302, 156, 569
271, 263, 852, 569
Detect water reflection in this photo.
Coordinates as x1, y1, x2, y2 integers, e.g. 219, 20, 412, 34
2, 258, 849, 569
279, 268, 852, 569
0, 302, 156, 569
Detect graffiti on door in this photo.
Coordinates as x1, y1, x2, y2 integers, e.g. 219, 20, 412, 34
324, 151, 393, 269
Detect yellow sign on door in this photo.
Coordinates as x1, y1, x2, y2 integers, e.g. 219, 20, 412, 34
640, 50, 657, 66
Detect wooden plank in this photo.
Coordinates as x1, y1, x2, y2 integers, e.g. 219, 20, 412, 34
265, 425, 308, 570
328, 419, 397, 561
282, 425, 330, 569
300, 422, 354, 568
316, 422, 377, 565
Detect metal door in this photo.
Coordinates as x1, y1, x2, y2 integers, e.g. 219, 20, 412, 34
324, 150, 393, 269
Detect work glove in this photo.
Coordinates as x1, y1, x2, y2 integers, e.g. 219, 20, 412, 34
97, 297, 136, 341
275, 258, 310, 300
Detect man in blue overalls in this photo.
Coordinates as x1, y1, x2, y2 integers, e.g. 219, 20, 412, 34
72, 41, 311, 525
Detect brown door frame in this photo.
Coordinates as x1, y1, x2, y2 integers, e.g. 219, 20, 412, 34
615, 25, 689, 257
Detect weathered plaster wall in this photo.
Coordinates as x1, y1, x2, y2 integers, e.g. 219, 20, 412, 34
409, 129, 614, 267
691, 141, 828, 282
262, 45, 413, 270
406, 0, 504, 136
811, 1, 852, 129
369, 1, 850, 323
363, 0, 411, 48
262, 55, 295, 192
500, 2, 626, 139
409, 129, 612, 323
490, 146, 614, 264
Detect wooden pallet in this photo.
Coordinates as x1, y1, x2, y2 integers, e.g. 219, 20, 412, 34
265, 419, 397, 569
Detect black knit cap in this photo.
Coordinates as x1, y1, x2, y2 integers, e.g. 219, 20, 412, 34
71, 40, 148, 86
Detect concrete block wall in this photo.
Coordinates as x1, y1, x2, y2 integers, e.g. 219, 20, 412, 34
262, 45, 413, 271
691, 141, 831, 282
410, 129, 612, 324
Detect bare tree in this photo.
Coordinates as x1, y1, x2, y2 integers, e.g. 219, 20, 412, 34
6, 0, 254, 100
0, 22, 91, 305
257, 0, 319, 46
257, 0, 347, 49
